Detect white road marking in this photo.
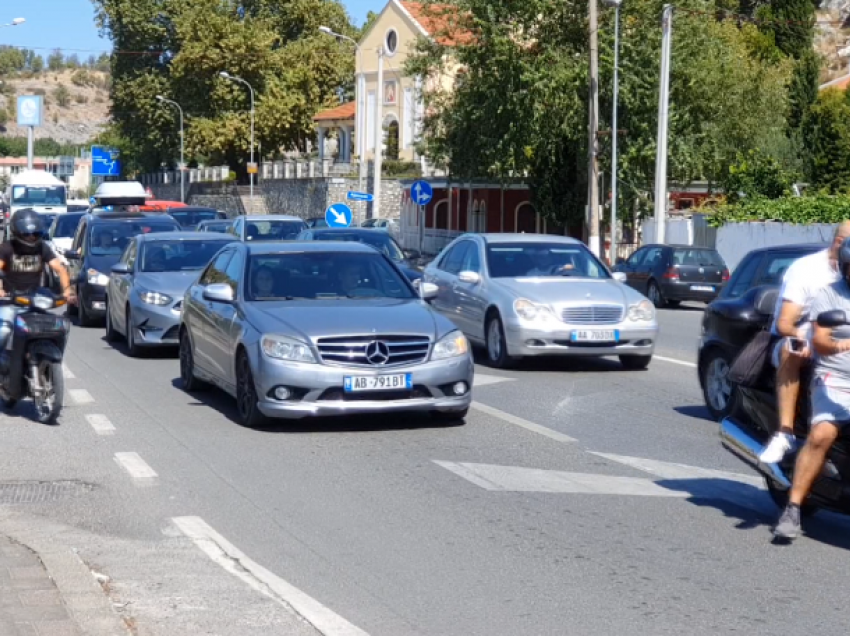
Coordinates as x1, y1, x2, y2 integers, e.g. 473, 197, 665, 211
471, 401, 576, 443
113, 452, 158, 486
61, 364, 75, 379
434, 461, 687, 496
473, 373, 515, 387
172, 516, 370, 636
654, 355, 697, 368
86, 414, 115, 436
589, 452, 764, 488
68, 389, 94, 404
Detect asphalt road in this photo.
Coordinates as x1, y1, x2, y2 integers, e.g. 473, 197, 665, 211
3, 303, 850, 635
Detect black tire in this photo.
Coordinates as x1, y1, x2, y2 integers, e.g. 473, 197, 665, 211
765, 479, 818, 517
647, 280, 666, 308
77, 289, 94, 327
485, 313, 517, 369
700, 348, 740, 420
431, 408, 468, 425
3, 397, 17, 411
236, 352, 267, 428
125, 308, 142, 357
179, 330, 207, 392
667, 300, 681, 308
619, 355, 652, 371
104, 303, 119, 342
33, 360, 63, 424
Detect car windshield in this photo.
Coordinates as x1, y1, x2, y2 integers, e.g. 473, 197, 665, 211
246, 252, 415, 301
11, 185, 66, 206
486, 243, 611, 279
245, 220, 305, 241
314, 232, 404, 261
141, 239, 231, 272
89, 222, 177, 256
52, 214, 83, 238
200, 221, 231, 233
170, 209, 222, 227
672, 248, 725, 268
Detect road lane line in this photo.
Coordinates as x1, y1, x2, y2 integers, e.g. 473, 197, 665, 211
172, 516, 370, 636
86, 414, 115, 436
114, 452, 158, 486
473, 373, 515, 387
654, 355, 697, 368
68, 389, 94, 404
471, 401, 576, 443
61, 364, 75, 379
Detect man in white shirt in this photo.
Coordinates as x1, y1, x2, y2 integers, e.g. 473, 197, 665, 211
760, 221, 850, 463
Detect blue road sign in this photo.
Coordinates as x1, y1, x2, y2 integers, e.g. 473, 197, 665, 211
91, 147, 121, 177
347, 191, 374, 203
17, 96, 43, 127
89, 196, 96, 205
411, 180, 433, 206
325, 203, 353, 228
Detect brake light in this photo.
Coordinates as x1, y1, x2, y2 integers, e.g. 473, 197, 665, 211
662, 266, 679, 280
721, 268, 729, 282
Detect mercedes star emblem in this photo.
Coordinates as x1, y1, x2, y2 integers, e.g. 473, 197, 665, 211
365, 340, 391, 365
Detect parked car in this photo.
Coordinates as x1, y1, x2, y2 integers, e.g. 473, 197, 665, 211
614, 244, 729, 307
423, 233, 658, 369
178, 241, 473, 427
296, 227, 423, 283
697, 243, 824, 419
65, 211, 182, 326
197, 219, 233, 233
228, 214, 306, 241
106, 231, 237, 355
166, 206, 228, 230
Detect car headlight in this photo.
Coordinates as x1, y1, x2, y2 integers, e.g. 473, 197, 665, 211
514, 298, 555, 322
86, 269, 109, 286
628, 300, 655, 322
432, 330, 469, 360
261, 335, 317, 363
138, 290, 173, 306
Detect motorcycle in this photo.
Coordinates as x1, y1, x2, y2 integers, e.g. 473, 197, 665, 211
0, 286, 70, 424
720, 287, 850, 516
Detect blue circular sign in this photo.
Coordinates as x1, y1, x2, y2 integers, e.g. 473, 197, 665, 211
411, 180, 433, 206
325, 203, 353, 228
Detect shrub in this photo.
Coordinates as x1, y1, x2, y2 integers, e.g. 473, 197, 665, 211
382, 160, 420, 177
710, 194, 850, 227
74, 93, 87, 104
52, 84, 70, 108
71, 69, 94, 87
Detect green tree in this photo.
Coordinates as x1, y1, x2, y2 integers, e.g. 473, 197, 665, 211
52, 84, 71, 108
721, 149, 795, 202
94, 53, 110, 73
802, 89, 850, 192
0, 47, 27, 74
47, 49, 64, 71
30, 55, 44, 73
65, 54, 81, 69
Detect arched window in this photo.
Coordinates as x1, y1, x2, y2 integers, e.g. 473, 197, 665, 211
515, 202, 536, 233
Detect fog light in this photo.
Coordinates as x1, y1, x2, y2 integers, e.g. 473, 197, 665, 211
274, 386, 291, 400
92, 301, 106, 310
452, 382, 468, 396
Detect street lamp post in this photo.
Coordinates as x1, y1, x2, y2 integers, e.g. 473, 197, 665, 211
156, 95, 185, 203
219, 71, 256, 200
604, 0, 622, 266
2, 18, 24, 28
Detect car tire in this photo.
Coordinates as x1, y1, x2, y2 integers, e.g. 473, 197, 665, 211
485, 314, 517, 369
619, 355, 652, 371
77, 288, 94, 327
125, 308, 142, 357
431, 408, 468, 425
765, 480, 818, 517
667, 300, 681, 308
179, 331, 207, 392
104, 303, 119, 342
700, 348, 739, 420
647, 280, 666, 308
236, 351, 267, 428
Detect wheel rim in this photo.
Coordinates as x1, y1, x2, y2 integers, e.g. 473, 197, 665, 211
706, 357, 731, 411
237, 356, 255, 418
649, 284, 660, 304
33, 361, 55, 421
487, 320, 502, 361
180, 335, 192, 385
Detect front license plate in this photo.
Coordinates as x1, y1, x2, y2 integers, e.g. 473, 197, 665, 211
571, 329, 619, 343
344, 373, 413, 392
690, 285, 714, 292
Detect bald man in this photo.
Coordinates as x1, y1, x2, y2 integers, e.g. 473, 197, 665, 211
760, 220, 850, 464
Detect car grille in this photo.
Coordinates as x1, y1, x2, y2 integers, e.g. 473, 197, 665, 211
317, 386, 432, 401
316, 335, 431, 367
560, 305, 624, 325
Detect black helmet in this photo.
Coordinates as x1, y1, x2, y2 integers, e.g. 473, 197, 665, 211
9, 208, 44, 247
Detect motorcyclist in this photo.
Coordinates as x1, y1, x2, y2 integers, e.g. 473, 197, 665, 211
0, 209, 74, 351
774, 236, 850, 540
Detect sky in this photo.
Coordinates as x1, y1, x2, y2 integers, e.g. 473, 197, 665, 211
0, 0, 376, 55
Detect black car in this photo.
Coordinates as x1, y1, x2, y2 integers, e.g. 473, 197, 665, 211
196, 219, 233, 233
295, 227, 423, 282
615, 244, 729, 307
65, 211, 182, 326
697, 243, 824, 419
166, 206, 227, 230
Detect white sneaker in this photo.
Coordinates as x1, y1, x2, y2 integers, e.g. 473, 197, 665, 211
759, 432, 796, 464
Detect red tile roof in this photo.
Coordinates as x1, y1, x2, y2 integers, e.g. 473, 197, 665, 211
400, 1, 472, 46
821, 74, 850, 91
313, 101, 356, 122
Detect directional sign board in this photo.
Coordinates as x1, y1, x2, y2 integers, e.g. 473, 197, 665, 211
325, 203, 353, 228
411, 180, 433, 206
347, 191, 374, 203
57, 156, 75, 177
91, 147, 121, 177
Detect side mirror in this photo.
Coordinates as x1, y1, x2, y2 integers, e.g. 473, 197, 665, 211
203, 283, 234, 303
612, 272, 627, 282
111, 262, 131, 275
404, 249, 421, 260
818, 310, 848, 328
64, 249, 80, 260
458, 270, 481, 284
419, 281, 439, 301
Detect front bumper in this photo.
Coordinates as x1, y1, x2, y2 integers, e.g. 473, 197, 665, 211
129, 299, 182, 347
504, 320, 657, 358
251, 351, 475, 420
661, 281, 722, 302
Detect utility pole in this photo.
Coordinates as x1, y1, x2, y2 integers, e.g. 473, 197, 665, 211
606, 0, 623, 265
587, 0, 601, 257
372, 46, 384, 221
653, 5, 673, 244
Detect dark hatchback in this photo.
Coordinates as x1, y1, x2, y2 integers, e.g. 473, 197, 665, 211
65, 211, 182, 326
615, 244, 729, 307
697, 243, 824, 419
295, 227, 423, 282
166, 206, 227, 230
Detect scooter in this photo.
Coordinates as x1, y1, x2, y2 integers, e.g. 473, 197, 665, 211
0, 286, 70, 424
720, 296, 850, 516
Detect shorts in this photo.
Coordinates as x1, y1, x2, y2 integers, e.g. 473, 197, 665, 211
810, 377, 850, 429
771, 323, 813, 368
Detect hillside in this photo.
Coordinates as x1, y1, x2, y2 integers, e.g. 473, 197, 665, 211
0, 69, 110, 145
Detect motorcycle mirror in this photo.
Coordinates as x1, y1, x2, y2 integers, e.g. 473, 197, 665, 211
817, 309, 848, 328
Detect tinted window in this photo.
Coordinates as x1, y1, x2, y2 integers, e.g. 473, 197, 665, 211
462, 243, 481, 272
140, 239, 233, 272
11, 185, 66, 205
88, 221, 179, 256
200, 221, 231, 233
641, 247, 666, 269
758, 251, 812, 288
199, 250, 233, 285
223, 250, 244, 294
723, 253, 761, 299
673, 248, 725, 268
626, 248, 646, 267
486, 242, 610, 279
169, 209, 223, 228
245, 220, 305, 241
53, 213, 84, 238
441, 242, 470, 274
313, 232, 404, 261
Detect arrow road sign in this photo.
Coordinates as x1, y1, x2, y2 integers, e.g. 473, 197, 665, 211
325, 203, 353, 228
91, 146, 121, 177
347, 191, 374, 202
411, 180, 433, 206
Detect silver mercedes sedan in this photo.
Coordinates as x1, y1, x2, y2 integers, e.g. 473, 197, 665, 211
423, 234, 658, 369
178, 241, 474, 427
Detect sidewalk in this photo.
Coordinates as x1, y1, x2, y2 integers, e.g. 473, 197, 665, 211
0, 535, 80, 636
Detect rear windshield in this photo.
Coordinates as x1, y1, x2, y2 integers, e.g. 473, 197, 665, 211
88, 221, 178, 256
672, 249, 725, 268
170, 209, 223, 227
245, 220, 306, 241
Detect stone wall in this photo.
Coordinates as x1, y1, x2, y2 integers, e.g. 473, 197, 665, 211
262, 177, 404, 221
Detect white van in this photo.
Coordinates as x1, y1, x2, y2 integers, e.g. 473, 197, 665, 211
7, 170, 68, 218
